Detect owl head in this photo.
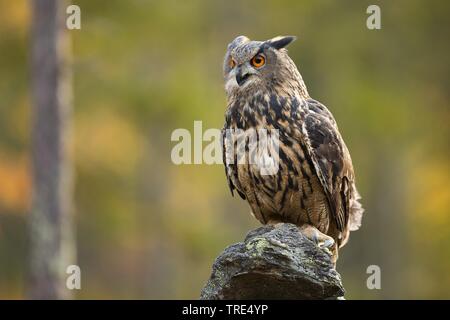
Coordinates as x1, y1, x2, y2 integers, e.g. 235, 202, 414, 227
223, 35, 299, 97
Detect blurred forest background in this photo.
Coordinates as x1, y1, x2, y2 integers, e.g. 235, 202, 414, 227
0, 0, 449, 299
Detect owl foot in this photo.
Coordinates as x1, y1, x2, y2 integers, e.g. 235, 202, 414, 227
298, 224, 338, 266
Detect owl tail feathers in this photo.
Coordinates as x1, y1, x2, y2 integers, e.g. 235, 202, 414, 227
349, 188, 364, 231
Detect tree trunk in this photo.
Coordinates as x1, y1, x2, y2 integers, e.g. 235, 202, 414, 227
29, 0, 75, 299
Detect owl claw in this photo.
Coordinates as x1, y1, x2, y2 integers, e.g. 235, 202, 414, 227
319, 238, 335, 250
316, 237, 335, 257
298, 225, 338, 265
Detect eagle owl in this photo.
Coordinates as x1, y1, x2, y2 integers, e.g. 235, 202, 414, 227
221, 36, 364, 263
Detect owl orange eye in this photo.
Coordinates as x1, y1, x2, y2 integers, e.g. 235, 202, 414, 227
251, 54, 265, 68
229, 58, 236, 69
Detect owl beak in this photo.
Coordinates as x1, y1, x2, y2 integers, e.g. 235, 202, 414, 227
236, 67, 250, 86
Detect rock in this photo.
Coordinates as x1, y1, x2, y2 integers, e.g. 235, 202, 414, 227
200, 223, 345, 299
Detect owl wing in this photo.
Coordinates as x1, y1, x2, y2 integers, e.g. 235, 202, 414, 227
222, 127, 246, 200
301, 98, 355, 233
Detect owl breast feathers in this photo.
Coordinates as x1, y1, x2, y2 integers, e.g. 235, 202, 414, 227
221, 35, 363, 251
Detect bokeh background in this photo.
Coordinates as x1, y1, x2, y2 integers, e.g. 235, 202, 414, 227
1, 0, 449, 299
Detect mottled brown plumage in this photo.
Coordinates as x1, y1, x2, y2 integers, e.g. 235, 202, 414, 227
221, 36, 363, 262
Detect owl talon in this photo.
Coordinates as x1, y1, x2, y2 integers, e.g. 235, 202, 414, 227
319, 238, 335, 250
298, 225, 338, 264
317, 238, 335, 257
321, 247, 332, 256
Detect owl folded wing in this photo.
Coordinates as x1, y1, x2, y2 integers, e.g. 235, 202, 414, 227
301, 99, 355, 233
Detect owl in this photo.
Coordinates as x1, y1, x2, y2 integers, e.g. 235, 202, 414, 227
221, 36, 364, 263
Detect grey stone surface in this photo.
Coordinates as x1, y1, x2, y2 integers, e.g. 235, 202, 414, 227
200, 223, 345, 300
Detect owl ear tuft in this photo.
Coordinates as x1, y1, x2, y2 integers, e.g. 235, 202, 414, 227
228, 35, 250, 50
266, 36, 297, 50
